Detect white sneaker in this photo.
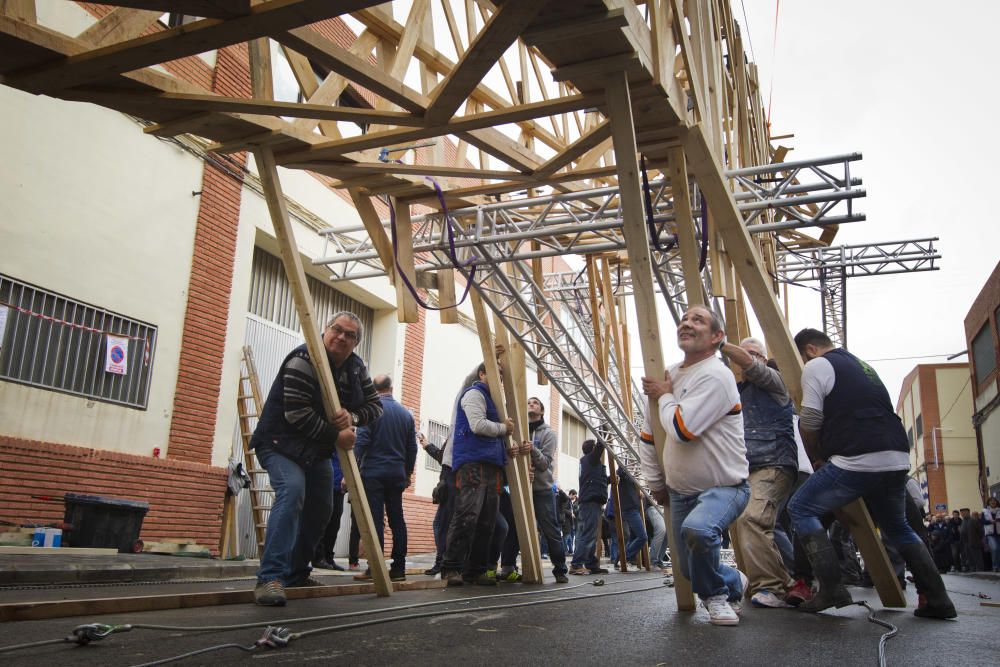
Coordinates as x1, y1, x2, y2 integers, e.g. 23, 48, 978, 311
751, 589, 792, 608
703, 594, 740, 626
735, 569, 748, 598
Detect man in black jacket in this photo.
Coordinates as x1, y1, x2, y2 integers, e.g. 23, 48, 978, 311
251, 312, 382, 606
787, 328, 955, 619
569, 439, 610, 575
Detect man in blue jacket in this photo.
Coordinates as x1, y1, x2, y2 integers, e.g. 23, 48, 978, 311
353, 374, 417, 582
570, 439, 610, 575
440, 363, 515, 586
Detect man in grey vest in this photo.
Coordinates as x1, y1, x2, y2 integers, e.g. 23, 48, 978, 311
787, 328, 955, 619
725, 338, 798, 609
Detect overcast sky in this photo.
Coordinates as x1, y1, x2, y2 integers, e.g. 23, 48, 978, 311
690, 0, 1000, 403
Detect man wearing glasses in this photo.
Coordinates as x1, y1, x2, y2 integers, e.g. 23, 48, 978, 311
722, 338, 799, 610
252, 311, 382, 606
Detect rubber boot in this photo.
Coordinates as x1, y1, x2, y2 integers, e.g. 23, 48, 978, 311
797, 530, 854, 613
899, 542, 957, 619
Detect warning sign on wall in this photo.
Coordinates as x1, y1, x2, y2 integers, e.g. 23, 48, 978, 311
105, 335, 129, 375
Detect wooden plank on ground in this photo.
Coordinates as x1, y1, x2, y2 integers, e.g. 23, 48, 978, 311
0, 578, 445, 622
604, 70, 695, 610
0, 546, 117, 555
254, 146, 391, 597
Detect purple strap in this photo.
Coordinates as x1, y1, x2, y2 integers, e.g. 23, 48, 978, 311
386, 176, 478, 311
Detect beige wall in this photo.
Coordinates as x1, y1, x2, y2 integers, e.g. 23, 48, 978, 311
937, 367, 980, 509
0, 85, 204, 457
983, 411, 1000, 493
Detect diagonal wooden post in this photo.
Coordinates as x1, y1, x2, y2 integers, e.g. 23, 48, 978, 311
604, 70, 695, 610
468, 287, 541, 583
254, 146, 391, 597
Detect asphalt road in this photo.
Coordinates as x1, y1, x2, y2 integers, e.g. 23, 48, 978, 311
1, 572, 997, 666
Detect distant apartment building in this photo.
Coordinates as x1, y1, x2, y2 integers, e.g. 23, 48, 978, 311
964, 260, 1000, 500
897, 364, 978, 513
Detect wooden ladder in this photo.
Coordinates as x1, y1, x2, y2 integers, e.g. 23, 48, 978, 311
237, 344, 271, 553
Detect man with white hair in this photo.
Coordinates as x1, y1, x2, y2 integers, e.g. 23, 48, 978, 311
723, 337, 799, 609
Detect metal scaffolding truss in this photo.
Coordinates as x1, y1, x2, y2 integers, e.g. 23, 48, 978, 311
775, 238, 941, 282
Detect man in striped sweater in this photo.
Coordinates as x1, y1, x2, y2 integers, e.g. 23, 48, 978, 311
640, 306, 750, 626
251, 312, 382, 606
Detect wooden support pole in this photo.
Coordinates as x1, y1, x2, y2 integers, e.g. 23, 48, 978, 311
391, 196, 419, 323
492, 309, 543, 583
835, 503, 907, 607
437, 266, 459, 324
666, 146, 705, 308
585, 256, 607, 381
253, 147, 391, 597
639, 495, 651, 571
468, 287, 541, 584
349, 190, 395, 286
531, 250, 548, 385
604, 71, 694, 610
599, 258, 628, 397
607, 456, 628, 572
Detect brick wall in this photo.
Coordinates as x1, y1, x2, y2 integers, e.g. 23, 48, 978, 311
0, 437, 227, 552
370, 494, 437, 558
167, 44, 251, 464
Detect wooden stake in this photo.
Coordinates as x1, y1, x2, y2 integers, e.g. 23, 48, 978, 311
391, 197, 419, 323
604, 71, 694, 610
607, 456, 628, 572
253, 146, 391, 597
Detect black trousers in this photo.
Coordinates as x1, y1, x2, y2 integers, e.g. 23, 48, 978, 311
442, 462, 502, 577
314, 490, 345, 562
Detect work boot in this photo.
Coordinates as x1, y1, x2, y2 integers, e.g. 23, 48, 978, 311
797, 530, 854, 613
899, 542, 957, 619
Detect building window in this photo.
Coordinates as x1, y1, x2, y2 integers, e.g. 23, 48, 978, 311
915, 414, 923, 439
907, 426, 914, 450
425, 419, 449, 472
972, 322, 997, 385
0, 273, 156, 409
560, 412, 587, 459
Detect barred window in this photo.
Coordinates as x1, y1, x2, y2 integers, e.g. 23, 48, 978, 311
425, 419, 449, 472
0, 274, 156, 409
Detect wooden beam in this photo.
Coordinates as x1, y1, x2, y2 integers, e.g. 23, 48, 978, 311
836, 502, 907, 607
469, 288, 541, 584
551, 53, 642, 84
680, 123, 802, 401
424, 3, 545, 126
90, 2, 251, 19
437, 267, 459, 324
534, 120, 611, 177
67, 89, 424, 126
607, 456, 629, 572
302, 161, 535, 182
0, 0, 33, 22
392, 197, 419, 323
521, 8, 628, 47
275, 94, 597, 164
254, 146, 391, 597
75, 8, 160, 48
0, 578, 445, 622
4, 1, 383, 93
605, 70, 694, 610
585, 256, 607, 382
666, 146, 704, 307
276, 24, 427, 114
349, 189, 395, 286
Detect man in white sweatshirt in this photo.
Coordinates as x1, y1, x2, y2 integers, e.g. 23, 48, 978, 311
640, 306, 750, 626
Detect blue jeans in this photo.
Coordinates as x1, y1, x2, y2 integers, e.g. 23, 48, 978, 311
646, 505, 667, 564
256, 446, 333, 585
669, 482, 750, 600
572, 501, 603, 569
564, 528, 575, 555
363, 475, 408, 571
788, 465, 920, 549
533, 488, 567, 574
621, 508, 648, 562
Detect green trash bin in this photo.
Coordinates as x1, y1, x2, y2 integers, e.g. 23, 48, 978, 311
63, 493, 149, 553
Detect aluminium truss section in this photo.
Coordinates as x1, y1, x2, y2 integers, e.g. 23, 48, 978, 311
776, 238, 941, 282
461, 257, 644, 478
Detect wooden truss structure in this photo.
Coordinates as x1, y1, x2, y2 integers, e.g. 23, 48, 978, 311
1, 0, 917, 608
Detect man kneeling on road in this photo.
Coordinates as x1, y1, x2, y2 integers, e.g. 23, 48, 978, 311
640, 306, 750, 626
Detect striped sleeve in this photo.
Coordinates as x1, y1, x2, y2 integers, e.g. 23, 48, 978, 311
639, 400, 667, 492
282, 355, 339, 442
656, 371, 740, 443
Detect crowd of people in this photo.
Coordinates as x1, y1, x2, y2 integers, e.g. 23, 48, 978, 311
246, 307, 983, 627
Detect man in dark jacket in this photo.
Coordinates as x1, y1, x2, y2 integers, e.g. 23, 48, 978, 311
616, 470, 649, 568
725, 338, 798, 608
251, 312, 382, 606
353, 375, 417, 582
788, 328, 955, 619
570, 439, 611, 575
